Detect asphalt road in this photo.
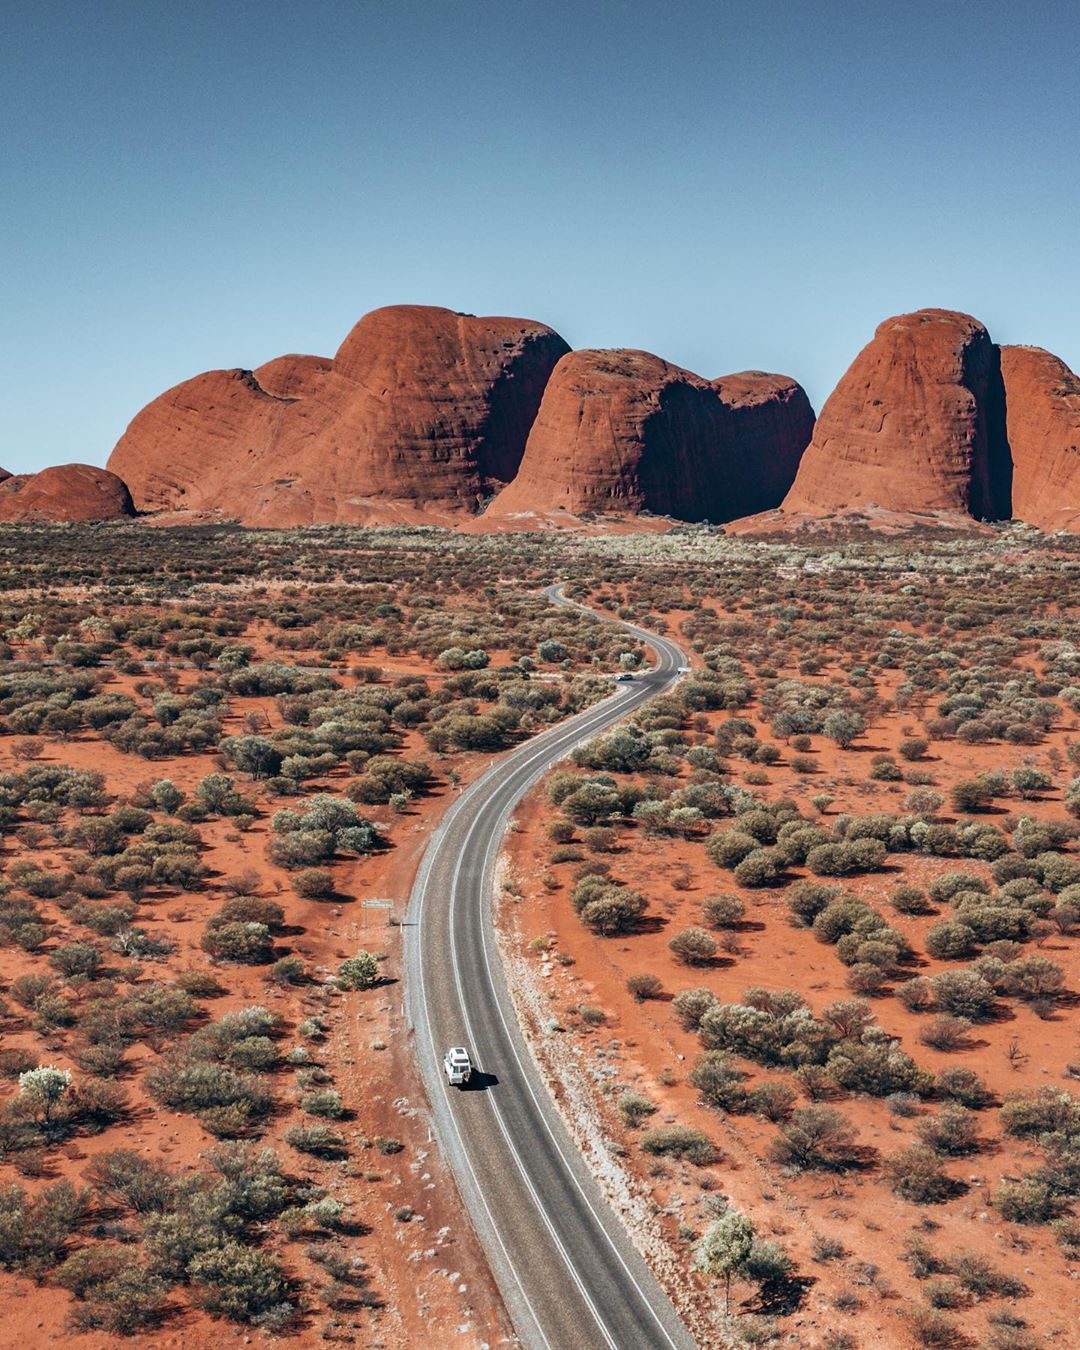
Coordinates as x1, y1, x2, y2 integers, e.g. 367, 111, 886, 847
403, 585, 696, 1350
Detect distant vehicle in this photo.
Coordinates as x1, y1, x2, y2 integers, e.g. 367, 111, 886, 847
677, 666, 691, 674
614, 672, 635, 683
444, 1046, 473, 1086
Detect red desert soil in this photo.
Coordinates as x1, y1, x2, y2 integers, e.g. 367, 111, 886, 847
0, 632, 513, 1348
498, 598, 1080, 1347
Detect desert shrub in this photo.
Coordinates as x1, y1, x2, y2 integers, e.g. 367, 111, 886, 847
201, 921, 274, 964
49, 943, 103, 978
265, 955, 306, 986
579, 885, 647, 935
928, 871, 988, 903
672, 987, 720, 1031
87, 1149, 174, 1212
891, 884, 932, 915
188, 1240, 292, 1325
825, 1038, 932, 1098
733, 848, 784, 888
706, 830, 758, 869
639, 1124, 717, 1164
668, 927, 718, 966
998, 954, 1065, 1004
916, 1105, 979, 1156
952, 1251, 1025, 1298
702, 894, 744, 929
745, 1081, 797, 1122
951, 779, 995, 813
899, 737, 929, 761
688, 1052, 747, 1112
895, 977, 934, 1013
0, 1179, 88, 1273
786, 880, 840, 925
934, 1066, 993, 1109
883, 1145, 959, 1203
301, 1090, 345, 1119
769, 1106, 861, 1171
626, 974, 663, 1002
930, 970, 996, 1020
907, 1307, 961, 1347
807, 839, 887, 876
617, 1091, 658, 1127
924, 921, 977, 961
918, 1014, 971, 1052
999, 1087, 1079, 1139
146, 1060, 271, 1132
292, 868, 334, 899
992, 1178, 1064, 1224
284, 1124, 347, 1158
207, 892, 282, 927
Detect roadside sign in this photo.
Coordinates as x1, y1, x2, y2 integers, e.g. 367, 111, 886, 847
361, 897, 394, 927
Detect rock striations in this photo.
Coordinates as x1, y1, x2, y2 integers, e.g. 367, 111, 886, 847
108, 305, 570, 526
486, 349, 813, 524
783, 310, 1012, 521
0, 465, 135, 522
999, 346, 1080, 534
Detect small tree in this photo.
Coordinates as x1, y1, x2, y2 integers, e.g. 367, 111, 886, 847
696, 1210, 756, 1314
822, 710, 865, 750
18, 1065, 72, 1126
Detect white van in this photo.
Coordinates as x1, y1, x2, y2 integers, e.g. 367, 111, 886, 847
443, 1046, 472, 1086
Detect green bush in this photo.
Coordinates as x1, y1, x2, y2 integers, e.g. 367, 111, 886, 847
883, 1144, 958, 1203
284, 1124, 347, 1157
924, 921, 977, 961
639, 1124, 717, 1164
769, 1106, 861, 1171
992, 1178, 1063, 1224
672, 987, 720, 1031
188, 1240, 292, 1325
702, 893, 744, 929
688, 1052, 747, 1112
336, 951, 379, 989
668, 927, 719, 966
916, 1105, 979, 1156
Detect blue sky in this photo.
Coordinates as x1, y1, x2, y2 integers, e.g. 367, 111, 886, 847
3, 1, 1079, 475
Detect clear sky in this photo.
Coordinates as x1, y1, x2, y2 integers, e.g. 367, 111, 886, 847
3, 0, 1079, 475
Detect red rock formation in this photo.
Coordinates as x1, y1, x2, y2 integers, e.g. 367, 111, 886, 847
485, 349, 813, 523
782, 309, 1011, 520
0, 465, 134, 522
1000, 346, 1080, 533
107, 306, 569, 524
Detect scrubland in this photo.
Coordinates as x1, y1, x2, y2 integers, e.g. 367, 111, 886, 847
4, 518, 1080, 1348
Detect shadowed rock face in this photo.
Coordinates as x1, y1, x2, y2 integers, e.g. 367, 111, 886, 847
1000, 346, 1080, 534
486, 349, 813, 522
0, 465, 135, 522
783, 309, 1012, 520
107, 305, 569, 525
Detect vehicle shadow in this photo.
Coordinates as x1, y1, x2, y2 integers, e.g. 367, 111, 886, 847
461, 1071, 499, 1092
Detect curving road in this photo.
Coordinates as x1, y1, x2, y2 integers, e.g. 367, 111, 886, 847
403, 585, 695, 1350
